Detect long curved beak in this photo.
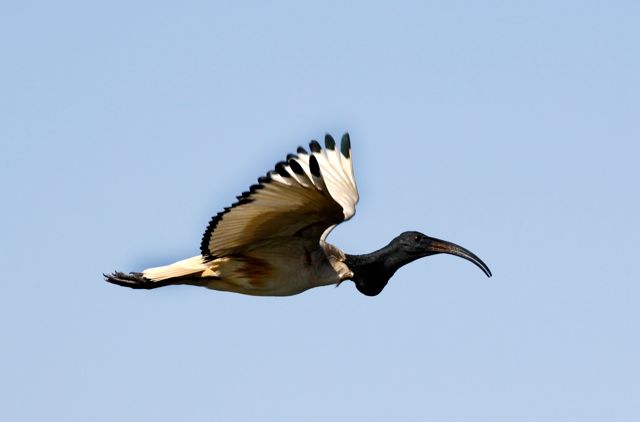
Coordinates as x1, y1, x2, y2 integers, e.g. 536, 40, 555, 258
425, 237, 492, 277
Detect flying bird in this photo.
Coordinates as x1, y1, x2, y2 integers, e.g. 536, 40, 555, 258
105, 133, 491, 296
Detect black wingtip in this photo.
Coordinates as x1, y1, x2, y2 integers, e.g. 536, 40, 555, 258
201, 211, 224, 257
309, 154, 321, 177
288, 158, 305, 175
249, 183, 264, 193
324, 134, 336, 150
340, 133, 351, 158
275, 161, 291, 178
297, 146, 308, 155
309, 140, 322, 153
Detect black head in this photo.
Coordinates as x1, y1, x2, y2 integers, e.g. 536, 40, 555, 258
389, 231, 492, 277
346, 231, 491, 296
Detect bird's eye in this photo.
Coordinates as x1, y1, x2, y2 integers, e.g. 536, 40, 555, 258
414, 235, 420, 242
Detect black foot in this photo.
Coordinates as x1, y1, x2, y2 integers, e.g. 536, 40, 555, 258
104, 271, 165, 289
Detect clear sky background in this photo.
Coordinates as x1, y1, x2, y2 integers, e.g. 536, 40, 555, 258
1, 1, 639, 421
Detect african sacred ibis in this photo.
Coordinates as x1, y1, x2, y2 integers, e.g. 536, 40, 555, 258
105, 133, 491, 296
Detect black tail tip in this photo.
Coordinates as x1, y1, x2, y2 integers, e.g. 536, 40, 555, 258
104, 271, 160, 289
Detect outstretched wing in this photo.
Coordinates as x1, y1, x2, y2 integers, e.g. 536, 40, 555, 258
200, 133, 359, 260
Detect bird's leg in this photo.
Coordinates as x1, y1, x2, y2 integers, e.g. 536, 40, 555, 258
104, 271, 163, 289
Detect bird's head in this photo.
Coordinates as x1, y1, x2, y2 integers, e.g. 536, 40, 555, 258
347, 231, 491, 296
389, 231, 492, 277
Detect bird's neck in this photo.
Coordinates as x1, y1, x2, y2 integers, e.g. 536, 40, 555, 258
345, 243, 415, 296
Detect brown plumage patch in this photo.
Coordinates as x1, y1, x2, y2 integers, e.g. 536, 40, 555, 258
233, 255, 274, 288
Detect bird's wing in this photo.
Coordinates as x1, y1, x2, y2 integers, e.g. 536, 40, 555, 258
200, 133, 359, 260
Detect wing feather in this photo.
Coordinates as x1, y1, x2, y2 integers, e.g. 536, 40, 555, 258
200, 133, 359, 260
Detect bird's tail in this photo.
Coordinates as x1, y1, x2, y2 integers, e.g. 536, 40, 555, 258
104, 256, 212, 289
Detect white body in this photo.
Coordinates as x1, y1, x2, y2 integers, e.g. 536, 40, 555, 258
143, 240, 353, 296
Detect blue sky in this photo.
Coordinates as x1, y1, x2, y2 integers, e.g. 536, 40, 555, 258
1, 1, 639, 421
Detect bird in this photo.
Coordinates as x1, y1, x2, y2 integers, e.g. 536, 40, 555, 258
105, 133, 491, 296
